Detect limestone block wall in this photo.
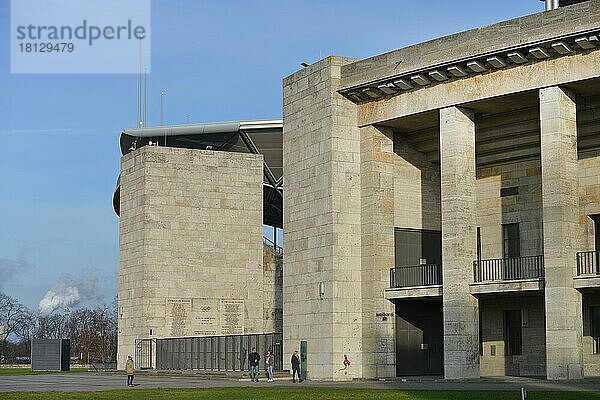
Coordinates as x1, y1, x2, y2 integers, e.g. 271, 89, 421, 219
476, 160, 543, 259
578, 156, 600, 250
117, 146, 265, 369
575, 96, 600, 377
540, 86, 583, 380
479, 295, 546, 377
118, 151, 146, 367
392, 133, 441, 231
360, 126, 398, 378
357, 126, 442, 378
283, 56, 363, 380
439, 106, 480, 379
263, 246, 283, 334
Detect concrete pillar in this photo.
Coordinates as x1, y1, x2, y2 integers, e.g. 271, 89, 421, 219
540, 86, 584, 380
283, 56, 363, 380
439, 106, 480, 379
359, 125, 398, 379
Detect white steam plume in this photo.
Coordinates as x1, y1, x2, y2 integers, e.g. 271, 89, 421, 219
38, 280, 80, 316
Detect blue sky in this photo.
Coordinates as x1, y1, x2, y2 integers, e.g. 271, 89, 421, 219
0, 0, 543, 311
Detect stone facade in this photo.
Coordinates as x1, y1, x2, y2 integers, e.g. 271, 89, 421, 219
360, 126, 400, 378
479, 295, 546, 377
439, 107, 480, 379
283, 57, 364, 381
117, 146, 273, 369
476, 160, 543, 260
117, 0, 600, 381
540, 87, 584, 379
283, 0, 600, 381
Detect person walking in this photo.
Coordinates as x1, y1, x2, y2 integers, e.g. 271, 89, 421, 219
340, 354, 351, 375
125, 355, 135, 387
291, 350, 302, 383
248, 347, 261, 382
265, 349, 274, 382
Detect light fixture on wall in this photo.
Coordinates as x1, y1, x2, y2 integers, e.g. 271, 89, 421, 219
319, 282, 325, 299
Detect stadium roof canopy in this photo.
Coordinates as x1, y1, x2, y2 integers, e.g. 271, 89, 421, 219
113, 119, 283, 228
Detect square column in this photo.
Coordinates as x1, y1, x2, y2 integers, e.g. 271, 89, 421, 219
439, 106, 480, 379
540, 86, 583, 380
283, 57, 363, 380
359, 125, 399, 378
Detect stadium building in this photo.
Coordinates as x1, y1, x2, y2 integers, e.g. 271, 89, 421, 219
115, 0, 600, 380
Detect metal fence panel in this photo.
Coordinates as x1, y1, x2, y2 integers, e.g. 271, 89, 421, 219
155, 333, 283, 371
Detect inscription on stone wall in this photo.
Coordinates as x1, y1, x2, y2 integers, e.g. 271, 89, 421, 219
220, 299, 244, 335
192, 298, 219, 336
165, 298, 244, 337
166, 299, 192, 337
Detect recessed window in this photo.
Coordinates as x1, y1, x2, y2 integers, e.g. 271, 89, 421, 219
500, 186, 519, 197
502, 223, 520, 258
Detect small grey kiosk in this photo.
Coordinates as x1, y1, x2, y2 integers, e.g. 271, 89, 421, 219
31, 339, 70, 371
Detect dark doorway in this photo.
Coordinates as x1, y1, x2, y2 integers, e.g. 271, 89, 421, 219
394, 228, 442, 266
503, 310, 523, 356
590, 214, 600, 253
395, 299, 443, 376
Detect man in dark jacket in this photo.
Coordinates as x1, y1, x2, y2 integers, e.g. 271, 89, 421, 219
291, 350, 302, 383
248, 347, 261, 382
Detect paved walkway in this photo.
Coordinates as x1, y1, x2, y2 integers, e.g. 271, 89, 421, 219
0, 373, 599, 392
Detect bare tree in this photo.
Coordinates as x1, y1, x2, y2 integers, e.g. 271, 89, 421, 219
0, 293, 30, 363
14, 309, 37, 357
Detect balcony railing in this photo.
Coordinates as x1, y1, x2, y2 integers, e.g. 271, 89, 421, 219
390, 264, 442, 288
263, 236, 283, 255
576, 251, 600, 276
473, 255, 544, 283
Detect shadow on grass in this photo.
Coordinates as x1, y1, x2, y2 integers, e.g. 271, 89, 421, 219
1, 388, 600, 400
0, 368, 90, 377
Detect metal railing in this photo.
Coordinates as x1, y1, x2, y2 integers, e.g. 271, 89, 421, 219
135, 338, 156, 370
156, 332, 283, 371
576, 251, 600, 276
473, 255, 544, 282
390, 264, 442, 288
263, 236, 283, 255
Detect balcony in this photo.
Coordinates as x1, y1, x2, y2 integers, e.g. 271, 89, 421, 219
385, 264, 442, 300
574, 251, 600, 289
470, 255, 545, 295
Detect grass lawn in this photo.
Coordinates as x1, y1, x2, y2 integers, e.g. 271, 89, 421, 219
0, 367, 89, 376
0, 388, 599, 400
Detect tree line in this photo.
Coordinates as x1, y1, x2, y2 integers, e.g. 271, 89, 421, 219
0, 292, 117, 364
